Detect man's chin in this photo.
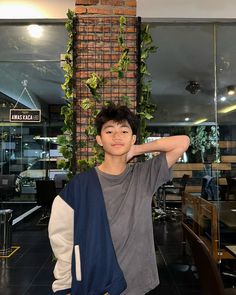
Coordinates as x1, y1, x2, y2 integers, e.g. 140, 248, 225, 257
106, 150, 129, 157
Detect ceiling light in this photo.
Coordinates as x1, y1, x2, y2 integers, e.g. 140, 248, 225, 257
185, 81, 200, 94
227, 85, 235, 96
194, 118, 207, 125
219, 104, 236, 114
27, 24, 43, 38
220, 96, 226, 102
184, 117, 190, 121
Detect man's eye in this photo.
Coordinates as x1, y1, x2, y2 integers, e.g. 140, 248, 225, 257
106, 131, 112, 134
122, 130, 128, 133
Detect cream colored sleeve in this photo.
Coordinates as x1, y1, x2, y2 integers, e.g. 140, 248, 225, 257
48, 196, 74, 294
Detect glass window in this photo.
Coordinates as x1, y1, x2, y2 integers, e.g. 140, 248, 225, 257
0, 22, 67, 206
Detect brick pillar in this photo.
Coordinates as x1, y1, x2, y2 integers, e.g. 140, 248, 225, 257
75, 0, 136, 16
74, 0, 138, 167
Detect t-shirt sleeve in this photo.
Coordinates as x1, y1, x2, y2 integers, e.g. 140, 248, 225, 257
134, 152, 171, 197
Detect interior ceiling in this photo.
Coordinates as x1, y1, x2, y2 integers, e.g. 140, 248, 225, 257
0, 21, 236, 125
147, 22, 236, 126
0, 23, 67, 111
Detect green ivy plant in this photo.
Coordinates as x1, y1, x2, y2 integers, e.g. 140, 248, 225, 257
77, 93, 105, 172
189, 125, 220, 163
57, 9, 75, 178
85, 73, 106, 101
59, 12, 158, 174
77, 16, 133, 171
138, 24, 158, 143
111, 16, 130, 79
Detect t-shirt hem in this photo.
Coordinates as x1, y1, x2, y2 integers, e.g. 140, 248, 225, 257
143, 280, 159, 294
122, 280, 160, 295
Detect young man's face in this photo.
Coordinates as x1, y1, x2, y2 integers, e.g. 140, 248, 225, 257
96, 120, 136, 157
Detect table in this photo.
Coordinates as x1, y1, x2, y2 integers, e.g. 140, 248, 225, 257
213, 201, 236, 248
225, 245, 236, 258
214, 201, 236, 229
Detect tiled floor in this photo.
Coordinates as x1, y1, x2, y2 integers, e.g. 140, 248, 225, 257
0, 210, 54, 295
149, 216, 201, 295
0, 207, 232, 295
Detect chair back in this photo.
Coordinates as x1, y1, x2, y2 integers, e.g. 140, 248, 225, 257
35, 180, 57, 207
180, 174, 190, 191
182, 222, 225, 295
201, 175, 218, 201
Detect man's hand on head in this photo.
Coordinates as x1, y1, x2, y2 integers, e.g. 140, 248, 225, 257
126, 145, 137, 162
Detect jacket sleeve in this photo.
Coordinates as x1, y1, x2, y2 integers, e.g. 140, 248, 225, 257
48, 196, 74, 294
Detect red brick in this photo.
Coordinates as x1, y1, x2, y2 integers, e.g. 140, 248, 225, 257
113, 8, 136, 15
75, 6, 87, 14
76, 0, 99, 4
101, 0, 125, 6
125, 0, 136, 7
86, 7, 112, 14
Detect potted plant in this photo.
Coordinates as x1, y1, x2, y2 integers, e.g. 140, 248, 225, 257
189, 125, 220, 165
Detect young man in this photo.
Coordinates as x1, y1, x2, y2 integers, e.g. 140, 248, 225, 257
48, 104, 190, 295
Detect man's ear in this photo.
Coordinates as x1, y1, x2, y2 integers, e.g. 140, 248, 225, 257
132, 135, 136, 145
96, 135, 103, 146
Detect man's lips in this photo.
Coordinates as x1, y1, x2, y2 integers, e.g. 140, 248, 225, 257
111, 143, 124, 147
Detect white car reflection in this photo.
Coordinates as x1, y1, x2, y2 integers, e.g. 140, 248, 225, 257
15, 158, 67, 193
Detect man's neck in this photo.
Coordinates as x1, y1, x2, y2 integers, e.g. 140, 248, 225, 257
98, 156, 127, 175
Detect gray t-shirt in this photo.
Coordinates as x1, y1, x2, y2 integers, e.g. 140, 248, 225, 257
95, 153, 170, 295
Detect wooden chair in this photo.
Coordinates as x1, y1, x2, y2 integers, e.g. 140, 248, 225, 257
165, 174, 190, 196
198, 196, 219, 261
182, 222, 236, 295
182, 193, 234, 262
182, 192, 200, 233
160, 174, 190, 216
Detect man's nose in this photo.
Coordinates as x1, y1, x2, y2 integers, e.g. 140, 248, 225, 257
113, 131, 122, 139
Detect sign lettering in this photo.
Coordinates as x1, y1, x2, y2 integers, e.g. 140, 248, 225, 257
10, 109, 41, 123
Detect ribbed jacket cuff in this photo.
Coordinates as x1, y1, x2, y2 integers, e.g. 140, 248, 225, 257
54, 288, 71, 294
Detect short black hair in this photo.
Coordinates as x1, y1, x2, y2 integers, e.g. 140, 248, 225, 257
95, 103, 139, 135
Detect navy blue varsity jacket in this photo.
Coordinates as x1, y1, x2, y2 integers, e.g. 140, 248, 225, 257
48, 168, 127, 295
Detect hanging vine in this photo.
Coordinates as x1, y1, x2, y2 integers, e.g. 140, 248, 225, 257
138, 24, 158, 143
111, 16, 130, 79
57, 9, 75, 178
78, 77, 105, 172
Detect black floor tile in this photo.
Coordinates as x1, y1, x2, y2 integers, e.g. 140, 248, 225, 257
31, 263, 54, 285
0, 286, 28, 295
14, 252, 51, 268
148, 283, 181, 295
0, 267, 38, 288
0, 213, 202, 295
24, 285, 53, 295
178, 285, 201, 295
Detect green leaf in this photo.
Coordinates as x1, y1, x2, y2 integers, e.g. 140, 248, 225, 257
81, 98, 93, 110
118, 70, 124, 79
85, 125, 97, 137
